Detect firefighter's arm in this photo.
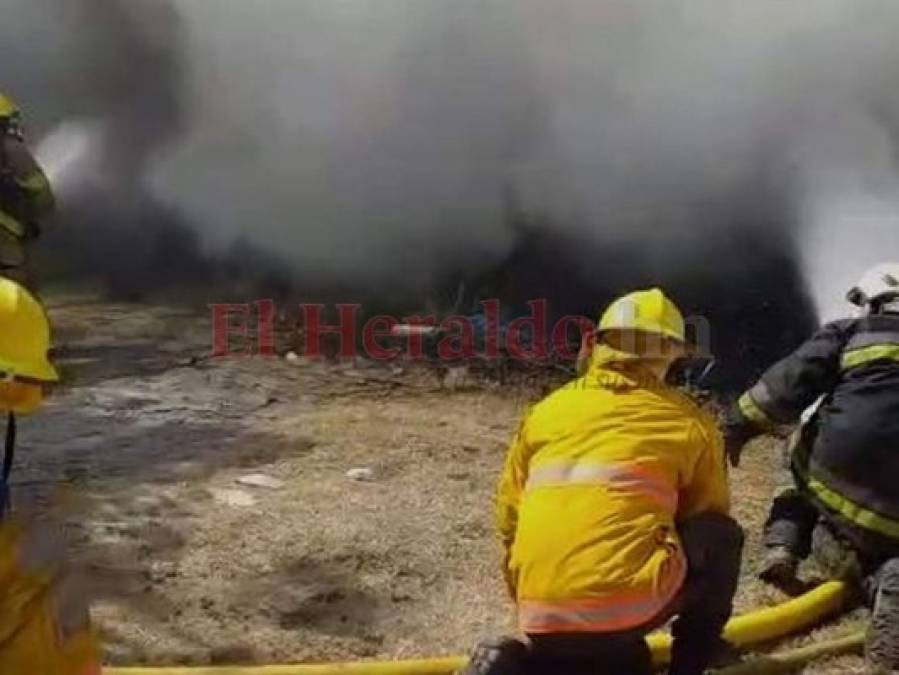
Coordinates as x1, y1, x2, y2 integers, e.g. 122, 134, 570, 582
679, 416, 730, 519
723, 321, 847, 465
495, 419, 531, 597
2, 137, 55, 219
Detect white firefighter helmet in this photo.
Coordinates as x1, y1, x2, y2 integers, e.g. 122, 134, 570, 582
847, 263, 899, 309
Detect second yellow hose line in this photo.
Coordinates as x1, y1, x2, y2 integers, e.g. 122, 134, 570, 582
647, 580, 848, 666
716, 631, 865, 675
109, 580, 849, 675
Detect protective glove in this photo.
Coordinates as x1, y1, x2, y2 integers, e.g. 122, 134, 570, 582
721, 408, 757, 468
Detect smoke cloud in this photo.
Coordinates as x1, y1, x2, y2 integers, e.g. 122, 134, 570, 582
154, 1, 899, 307
5, 0, 899, 380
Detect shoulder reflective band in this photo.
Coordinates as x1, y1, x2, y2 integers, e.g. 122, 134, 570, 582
844, 332, 899, 351
0, 210, 24, 239
841, 344, 899, 371
15, 171, 49, 194
793, 460, 899, 540
738, 391, 775, 428
525, 462, 677, 511
519, 555, 686, 633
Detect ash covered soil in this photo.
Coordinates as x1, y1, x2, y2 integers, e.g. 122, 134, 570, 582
16, 295, 865, 671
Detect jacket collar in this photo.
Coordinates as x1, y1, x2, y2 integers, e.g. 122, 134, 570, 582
585, 345, 665, 390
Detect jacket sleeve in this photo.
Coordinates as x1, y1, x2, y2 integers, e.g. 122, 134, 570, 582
678, 415, 730, 519
2, 137, 55, 220
495, 418, 531, 556
726, 321, 848, 437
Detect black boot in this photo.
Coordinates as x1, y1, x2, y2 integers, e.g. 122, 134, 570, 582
529, 632, 651, 675
868, 559, 899, 672
757, 545, 804, 595
668, 634, 740, 675
671, 513, 744, 675
459, 637, 530, 675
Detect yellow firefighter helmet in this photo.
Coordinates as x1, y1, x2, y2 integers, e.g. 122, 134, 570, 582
598, 288, 688, 344
0, 279, 57, 414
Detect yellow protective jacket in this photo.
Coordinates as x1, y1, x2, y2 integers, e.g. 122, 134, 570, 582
496, 345, 729, 635
0, 520, 101, 674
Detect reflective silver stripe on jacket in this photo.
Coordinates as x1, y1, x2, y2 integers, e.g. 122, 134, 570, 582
526, 462, 677, 511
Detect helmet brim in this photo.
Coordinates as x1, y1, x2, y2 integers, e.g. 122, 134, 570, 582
597, 327, 708, 358
0, 357, 59, 384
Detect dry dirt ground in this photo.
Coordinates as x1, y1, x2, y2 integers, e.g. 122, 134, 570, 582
12, 294, 868, 672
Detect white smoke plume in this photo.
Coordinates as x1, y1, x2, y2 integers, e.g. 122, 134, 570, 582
154, 0, 899, 310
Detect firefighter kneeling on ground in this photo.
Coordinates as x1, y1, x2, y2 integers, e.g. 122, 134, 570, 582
725, 262, 899, 672
464, 289, 743, 675
0, 92, 55, 287
0, 277, 100, 674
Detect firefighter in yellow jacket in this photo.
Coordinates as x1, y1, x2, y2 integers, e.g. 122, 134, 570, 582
465, 289, 743, 675
0, 92, 55, 286
0, 277, 101, 674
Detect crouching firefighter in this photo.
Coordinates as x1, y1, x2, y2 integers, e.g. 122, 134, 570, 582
0, 277, 101, 674
463, 289, 743, 675
0, 92, 55, 287
724, 262, 899, 671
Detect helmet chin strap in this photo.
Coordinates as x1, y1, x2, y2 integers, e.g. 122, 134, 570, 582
0, 413, 15, 519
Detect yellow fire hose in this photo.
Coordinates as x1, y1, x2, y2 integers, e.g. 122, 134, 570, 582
108, 581, 849, 675
716, 631, 865, 675
646, 580, 849, 666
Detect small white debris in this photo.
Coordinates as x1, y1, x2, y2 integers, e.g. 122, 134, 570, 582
285, 351, 300, 362
391, 324, 440, 337
346, 467, 375, 482
172, 461, 203, 478
236, 474, 285, 490
210, 489, 257, 508
443, 366, 472, 391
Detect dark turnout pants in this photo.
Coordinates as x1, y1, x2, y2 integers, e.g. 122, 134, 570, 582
762, 433, 818, 559
763, 490, 818, 558
763, 438, 899, 595
762, 444, 899, 666
767, 489, 899, 601
528, 513, 744, 675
